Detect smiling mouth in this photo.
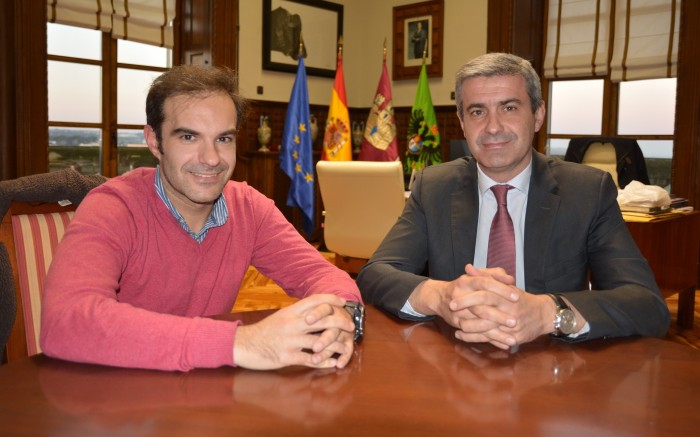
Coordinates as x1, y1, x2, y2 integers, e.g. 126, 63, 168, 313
190, 171, 221, 182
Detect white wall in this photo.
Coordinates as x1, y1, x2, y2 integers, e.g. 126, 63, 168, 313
238, 0, 487, 108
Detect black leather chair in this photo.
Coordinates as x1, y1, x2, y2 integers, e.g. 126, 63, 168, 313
564, 137, 650, 188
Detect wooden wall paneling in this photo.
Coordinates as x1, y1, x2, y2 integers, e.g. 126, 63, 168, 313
0, 0, 18, 180
674, 0, 700, 286
179, 0, 213, 66
9, 0, 48, 177
674, 0, 700, 214
487, 0, 514, 54
211, 0, 238, 69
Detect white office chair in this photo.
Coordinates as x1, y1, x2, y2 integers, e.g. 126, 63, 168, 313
317, 161, 406, 274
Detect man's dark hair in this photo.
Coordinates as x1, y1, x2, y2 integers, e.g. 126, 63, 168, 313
146, 65, 247, 146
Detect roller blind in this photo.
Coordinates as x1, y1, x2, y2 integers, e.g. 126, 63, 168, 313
610, 0, 680, 81
47, 0, 176, 48
544, 0, 612, 79
545, 0, 680, 82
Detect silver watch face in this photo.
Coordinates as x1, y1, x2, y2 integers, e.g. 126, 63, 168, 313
556, 309, 577, 335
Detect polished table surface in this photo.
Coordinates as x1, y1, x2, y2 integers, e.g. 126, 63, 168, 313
1, 306, 699, 436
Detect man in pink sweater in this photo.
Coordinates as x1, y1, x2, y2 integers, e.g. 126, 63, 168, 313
40, 65, 363, 372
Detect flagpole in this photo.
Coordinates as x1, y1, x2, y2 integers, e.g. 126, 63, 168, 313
337, 36, 343, 62
299, 32, 305, 57
383, 37, 387, 62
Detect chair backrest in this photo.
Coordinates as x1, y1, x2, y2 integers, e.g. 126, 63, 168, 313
564, 136, 650, 188
1, 201, 76, 362
317, 161, 406, 260
581, 141, 619, 187
449, 139, 471, 161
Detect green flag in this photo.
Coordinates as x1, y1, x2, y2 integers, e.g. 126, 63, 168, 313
405, 62, 442, 174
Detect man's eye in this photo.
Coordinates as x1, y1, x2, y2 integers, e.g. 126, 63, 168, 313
181, 134, 194, 141
218, 136, 234, 143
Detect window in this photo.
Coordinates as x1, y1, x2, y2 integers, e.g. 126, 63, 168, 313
47, 23, 171, 177
542, 0, 679, 191
544, 77, 676, 190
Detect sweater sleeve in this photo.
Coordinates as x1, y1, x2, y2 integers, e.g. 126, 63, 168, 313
40, 187, 238, 371
240, 187, 362, 303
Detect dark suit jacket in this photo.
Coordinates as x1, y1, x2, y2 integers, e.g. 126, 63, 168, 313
357, 151, 670, 340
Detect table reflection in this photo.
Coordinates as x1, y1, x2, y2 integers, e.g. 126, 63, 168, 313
232, 365, 354, 426
39, 351, 356, 429
401, 320, 669, 435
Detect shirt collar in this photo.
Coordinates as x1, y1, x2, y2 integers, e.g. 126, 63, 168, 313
477, 157, 533, 197
154, 166, 228, 243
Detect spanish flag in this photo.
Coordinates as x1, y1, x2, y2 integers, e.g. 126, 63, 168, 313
322, 44, 352, 161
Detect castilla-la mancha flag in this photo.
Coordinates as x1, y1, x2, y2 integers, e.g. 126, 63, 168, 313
405, 61, 442, 174
322, 56, 352, 161
358, 58, 398, 161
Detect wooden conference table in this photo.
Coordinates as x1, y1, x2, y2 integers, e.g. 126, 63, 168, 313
1, 306, 699, 436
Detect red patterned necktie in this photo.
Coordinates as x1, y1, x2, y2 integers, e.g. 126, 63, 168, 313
487, 184, 515, 277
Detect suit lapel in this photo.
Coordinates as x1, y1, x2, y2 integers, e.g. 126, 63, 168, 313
451, 158, 479, 276
524, 152, 561, 289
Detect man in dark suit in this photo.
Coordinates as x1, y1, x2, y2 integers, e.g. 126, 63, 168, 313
357, 53, 669, 349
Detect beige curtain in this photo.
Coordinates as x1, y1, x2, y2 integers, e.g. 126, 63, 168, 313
47, 0, 113, 32
544, 0, 680, 81
610, 0, 680, 81
544, 0, 612, 79
47, 0, 175, 48
111, 0, 176, 48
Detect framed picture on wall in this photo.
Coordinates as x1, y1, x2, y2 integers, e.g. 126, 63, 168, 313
392, 0, 444, 80
262, 0, 343, 78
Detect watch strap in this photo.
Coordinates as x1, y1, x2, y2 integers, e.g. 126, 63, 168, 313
344, 301, 365, 342
547, 293, 569, 311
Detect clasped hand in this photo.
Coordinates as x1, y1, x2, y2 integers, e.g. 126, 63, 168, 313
234, 294, 356, 370
437, 265, 551, 350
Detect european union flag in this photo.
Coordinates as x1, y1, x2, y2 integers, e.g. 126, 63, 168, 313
280, 56, 314, 236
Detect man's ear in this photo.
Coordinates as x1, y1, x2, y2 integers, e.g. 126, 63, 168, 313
457, 111, 467, 138
144, 125, 162, 159
534, 102, 546, 133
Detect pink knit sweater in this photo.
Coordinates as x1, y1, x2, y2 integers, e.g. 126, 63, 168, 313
40, 168, 360, 371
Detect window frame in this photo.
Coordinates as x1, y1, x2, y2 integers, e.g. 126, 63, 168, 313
47, 29, 168, 177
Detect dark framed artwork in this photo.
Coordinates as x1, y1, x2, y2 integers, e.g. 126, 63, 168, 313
263, 0, 343, 78
392, 0, 443, 80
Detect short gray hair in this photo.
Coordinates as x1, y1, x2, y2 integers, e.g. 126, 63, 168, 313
454, 53, 542, 119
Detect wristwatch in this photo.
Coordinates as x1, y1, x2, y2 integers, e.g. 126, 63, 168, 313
547, 294, 577, 336
344, 301, 365, 342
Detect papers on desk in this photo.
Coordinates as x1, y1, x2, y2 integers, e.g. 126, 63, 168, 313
622, 206, 694, 222
617, 181, 671, 211
616, 181, 693, 222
